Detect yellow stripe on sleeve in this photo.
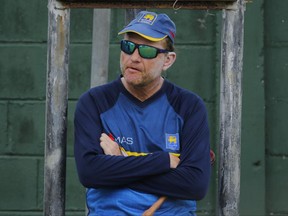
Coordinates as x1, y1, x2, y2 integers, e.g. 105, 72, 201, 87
120, 147, 180, 157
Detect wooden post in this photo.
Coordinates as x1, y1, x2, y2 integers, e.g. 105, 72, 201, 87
90, 9, 111, 87
44, 0, 70, 215
218, 0, 245, 215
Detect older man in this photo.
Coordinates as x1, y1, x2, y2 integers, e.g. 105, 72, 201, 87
74, 11, 211, 216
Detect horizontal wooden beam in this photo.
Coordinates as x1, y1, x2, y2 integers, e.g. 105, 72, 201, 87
57, 0, 237, 9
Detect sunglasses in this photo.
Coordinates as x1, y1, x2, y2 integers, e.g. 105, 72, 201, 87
120, 40, 169, 59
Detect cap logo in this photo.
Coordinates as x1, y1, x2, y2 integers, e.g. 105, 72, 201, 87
138, 13, 157, 25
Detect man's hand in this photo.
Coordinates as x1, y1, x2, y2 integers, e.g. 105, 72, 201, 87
100, 133, 122, 156
169, 153, 180, 169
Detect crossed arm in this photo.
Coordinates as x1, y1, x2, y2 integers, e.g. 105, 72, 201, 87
75, 121, 210, 200
100, 133, 180, 169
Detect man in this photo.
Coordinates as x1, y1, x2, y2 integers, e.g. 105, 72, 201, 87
74, 11, 211, 215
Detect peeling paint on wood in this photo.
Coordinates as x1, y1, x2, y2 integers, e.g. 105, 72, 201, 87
44, 0, 70, 216
218, 0, 245, 216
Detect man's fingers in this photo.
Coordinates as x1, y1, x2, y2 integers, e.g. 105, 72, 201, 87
100, 133, 113, 144
169, 154, 180, 169
100, 133, 121, 156
100, 133, 109, 141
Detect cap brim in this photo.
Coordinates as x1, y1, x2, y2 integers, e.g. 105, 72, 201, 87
118, 24, 167, 42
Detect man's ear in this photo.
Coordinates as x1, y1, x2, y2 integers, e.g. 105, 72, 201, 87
163, 52, 176, 71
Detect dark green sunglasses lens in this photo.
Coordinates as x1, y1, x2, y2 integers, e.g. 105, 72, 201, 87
139, 45, 158, 59
121, 40, 135, 54
127, 41, 136, 53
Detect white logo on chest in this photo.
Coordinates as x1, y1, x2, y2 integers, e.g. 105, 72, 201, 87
115, 137, 133, 145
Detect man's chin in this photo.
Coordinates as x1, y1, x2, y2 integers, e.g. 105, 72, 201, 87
123, 74, 143, 86
126, 79, 145, 87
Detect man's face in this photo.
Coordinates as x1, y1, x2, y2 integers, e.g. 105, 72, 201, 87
120, 33, 169, 88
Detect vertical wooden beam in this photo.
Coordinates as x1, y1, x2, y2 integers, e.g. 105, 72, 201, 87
44, 0, 70, 215
218, 0, 245, 215
90, 9, 111, 87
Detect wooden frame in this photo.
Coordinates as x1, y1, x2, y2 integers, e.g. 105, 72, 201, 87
45, 0, 244, 215
57, 0, 237, 9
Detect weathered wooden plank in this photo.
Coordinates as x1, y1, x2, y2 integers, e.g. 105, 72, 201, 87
57, 0, 237, 9
59, 0, 236, 2
44, 0, 70, 216
218, 0, 245, 215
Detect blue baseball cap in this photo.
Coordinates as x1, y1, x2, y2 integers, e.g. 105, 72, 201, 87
118, 11, 176, 43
